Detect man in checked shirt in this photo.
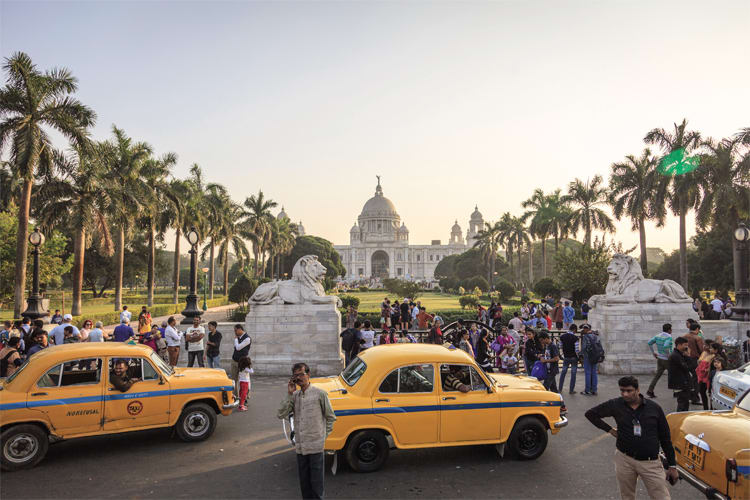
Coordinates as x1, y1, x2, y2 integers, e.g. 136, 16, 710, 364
585, 376, 679, 500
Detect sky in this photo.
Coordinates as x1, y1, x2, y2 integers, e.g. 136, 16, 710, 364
2, 0, 749, 253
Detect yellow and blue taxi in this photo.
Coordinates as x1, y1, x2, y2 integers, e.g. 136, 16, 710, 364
664, 388, 750, 500
0, 343, 238, 471
285, 343, 567, 472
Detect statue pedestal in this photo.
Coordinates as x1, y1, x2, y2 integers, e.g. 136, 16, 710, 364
245, 303, 344, 376
588, 303, 698, 375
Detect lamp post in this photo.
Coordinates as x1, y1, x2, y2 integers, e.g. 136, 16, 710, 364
732, 223, 750, 321
21, 228, 49, 320
201, 266, 209, 311
181, 227, 203, 324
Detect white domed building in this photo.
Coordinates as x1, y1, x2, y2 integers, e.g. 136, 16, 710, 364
334, 178, 482, 281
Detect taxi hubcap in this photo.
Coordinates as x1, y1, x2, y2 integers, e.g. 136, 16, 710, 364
357, 439, 378, 463
184, 411, 208, 436
519, 428, 541, 452
4, 433, 38, 463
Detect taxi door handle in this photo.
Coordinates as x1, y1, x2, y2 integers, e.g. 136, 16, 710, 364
442, 396, 456, 401
375, 398, 390, 402
31, 392, 47, 396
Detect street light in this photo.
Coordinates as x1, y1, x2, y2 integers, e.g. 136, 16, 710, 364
21, 228, 49, 320
732, 222, 750, 321
201, 266, 209, 311
181, 227, 203, 324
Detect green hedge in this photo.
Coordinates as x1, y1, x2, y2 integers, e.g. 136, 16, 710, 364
342, 306, 522, 328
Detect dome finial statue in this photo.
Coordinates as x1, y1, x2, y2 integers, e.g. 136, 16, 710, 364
375, 175, 383, 196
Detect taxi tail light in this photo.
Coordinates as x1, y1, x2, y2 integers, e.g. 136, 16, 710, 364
222, 391, 229, 405
726, 458, 738, 482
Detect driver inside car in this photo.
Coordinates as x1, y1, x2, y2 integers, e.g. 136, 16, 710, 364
442, 365, 471, 393
110, 359, 141, 392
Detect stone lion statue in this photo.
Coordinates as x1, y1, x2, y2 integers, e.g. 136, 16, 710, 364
249, 255, 342, 307
588, 254, 691, 308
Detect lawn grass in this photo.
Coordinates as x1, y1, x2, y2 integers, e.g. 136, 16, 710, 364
337, 291, 470, 312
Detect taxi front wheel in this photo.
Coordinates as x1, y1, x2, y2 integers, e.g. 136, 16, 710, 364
507, 416, 548, 460
175, 403, 217, 442
1, 424, 49, 471
344, 430, 389, 472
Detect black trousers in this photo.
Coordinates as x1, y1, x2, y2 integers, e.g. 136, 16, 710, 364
676, 390, 691, 412
296, 452, 325, 499
188, 351, 204, 367
698, 382, 709, 410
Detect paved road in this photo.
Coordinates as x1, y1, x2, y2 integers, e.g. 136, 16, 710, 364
3, 372, 704, 499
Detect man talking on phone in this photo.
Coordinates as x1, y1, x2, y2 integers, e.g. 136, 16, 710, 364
278, 362, 337, 499
585, 376, 678, 500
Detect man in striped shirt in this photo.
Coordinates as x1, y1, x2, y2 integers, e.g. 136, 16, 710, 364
646, 323, 673, 398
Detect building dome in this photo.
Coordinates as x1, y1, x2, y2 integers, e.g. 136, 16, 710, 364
359, 178, 399, 219
452, 220, 462, 232
277, 206, 288, 220
398, 222, 409, 233
350, 222, 360, 233
297, 220, 305, 236
470, 205, 483, 221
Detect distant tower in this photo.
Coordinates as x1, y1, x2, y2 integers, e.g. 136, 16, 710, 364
350, 221, 360, 244
297, 220, 306, 236
277, 206, 289, 221
450, 220, 464, 246
466, 206, 483, 247
398, 222, 409, 242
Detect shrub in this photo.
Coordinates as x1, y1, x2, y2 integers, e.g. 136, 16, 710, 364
494, 278, 515, 301
226, 306, 248, 322
458, 286, 465, 295
459, 295, 480, 309
439, 277, 459, 292
229, 275, 258, 305
533, 277, 561, 298
383, 278, 422, 300
463, 275, 489, 292
339, 294, 360, 309
358, 286, 369, 292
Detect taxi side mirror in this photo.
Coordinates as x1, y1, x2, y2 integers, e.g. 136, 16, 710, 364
159, 376, 165, 385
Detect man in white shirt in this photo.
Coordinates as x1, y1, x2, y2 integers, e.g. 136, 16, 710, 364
509, 312, 524, 332
164, 316, 182, 367
49, 314, 80, 345
710, 294, 724, 320
120, 305, 132, 324
184, 316, 206, 367
360, 320, 375, 349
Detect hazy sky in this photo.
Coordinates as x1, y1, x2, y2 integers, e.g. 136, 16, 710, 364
2, 0, 749, 252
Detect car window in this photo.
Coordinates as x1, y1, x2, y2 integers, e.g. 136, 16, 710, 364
468, 366, 488, 391
150, 352, 172, 376
108, 358, 142, 382
142, 359, 159, 381
441, 364, 470, 392
341, 357, 366, 386
398, 364, 434, 393
37, 363, 62, 388
60, 359, 102, 386
378, 368, 399, 393
737, 390, 750, 412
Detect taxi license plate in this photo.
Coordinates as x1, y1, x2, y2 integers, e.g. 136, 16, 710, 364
719, 385, 737, 399
684, 440, 705, 470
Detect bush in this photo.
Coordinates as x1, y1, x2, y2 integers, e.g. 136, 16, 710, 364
533, 277, 560, 298
462, 275, 489, 292
339, 294, 360, 309
459, 295, 480, 309
344, 306, 522, 328
494, 278, 515, 301
226, 306, 248, 322
383, 278, 422, 300
229, 275, 258, 305
358, 286, 369, 292
439, 277, 459, 292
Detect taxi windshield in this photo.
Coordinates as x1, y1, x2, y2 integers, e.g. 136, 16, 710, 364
737, 390, 750, 413
3, 360, 31, 385
150, 352, 173, 376
341, 357, 366, 387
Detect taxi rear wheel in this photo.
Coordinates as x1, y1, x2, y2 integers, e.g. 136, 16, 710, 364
344, 430, 389, 472
1, 424, 49, 471
507, 416, 548, 460
175, 403, 217, 442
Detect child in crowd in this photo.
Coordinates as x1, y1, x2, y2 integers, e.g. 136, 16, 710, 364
500, 345, 518, 374
153, 330, 169, 363
237, 356, 254, 411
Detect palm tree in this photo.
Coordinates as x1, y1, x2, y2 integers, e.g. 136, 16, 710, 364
34, 147, 112, 315
496, 212, 515, 280
522, 189, 552, 278
472, 221, 502, 288
140, 152, 177, 306
564, 175, 615, 248
216, 200, 250, 294
0, 52, 96, 317
545, 189, 570, 254
200, 183, 229, 300
609, 148, 666, 273
241, 190, 277, 277
102, 126, 152, 311
645, 119, 702, 288
159, 178, 190, 304
505, 215, 530, 284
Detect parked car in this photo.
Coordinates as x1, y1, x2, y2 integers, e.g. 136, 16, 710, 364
0, 343, 238, 471
663, 388, 750, 500
712, 361, 750, 410
283, 343, 567, 472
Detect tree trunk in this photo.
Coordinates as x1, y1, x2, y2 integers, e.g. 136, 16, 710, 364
541, 237, 547, 278
253, 244, 260, 277
639, 217, 648, 275
147, 221, 155, 307
679, 207, 688, 290
517, 243, 522, 283
270, 252, 276, 279
585, 220, 592, 248
114, 225, 125, 312
13, 179, 32, 318
528, 240, 534, 284
173, 226, 181, 304
209, 239, 215, 300
223, 245, 229, 295
554, 234, 559, 253
72, 227, 85, 316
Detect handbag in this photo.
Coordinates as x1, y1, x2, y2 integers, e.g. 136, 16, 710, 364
530, 360, 547, 381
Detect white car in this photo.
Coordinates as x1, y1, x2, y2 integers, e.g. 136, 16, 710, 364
711, 361, 750, 410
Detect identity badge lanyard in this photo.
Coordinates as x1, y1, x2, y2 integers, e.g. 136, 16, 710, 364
632, 418, 642, 437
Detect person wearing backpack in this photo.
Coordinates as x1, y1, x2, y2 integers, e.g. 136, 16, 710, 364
537, 331, 560, 392
581, 324, 603, 395
340, 320, 360, 366
0, 336, 23, 378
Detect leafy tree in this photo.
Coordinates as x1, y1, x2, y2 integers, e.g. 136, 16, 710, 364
564, 175, 615, 248
241, 190, 277, 277
533, 277, 561, 298
472, 221, 503, 285
439, 276, 459, 292
339, 294, 360, 309
462, 275, 489, 292
554, 242, 611, 304
458, 295, 480, 309
434, 253, 459, 279
644, 118, 702, 289
159, 178, 190, 304
493, 278, 515, 301
609, 148, 666, 274
0, 52, 96, 317
228, 274, 258, 305
522, 189, 552, 277
281, 235, 345, 279
215, 201, 250, 295
383, 278, 422, 300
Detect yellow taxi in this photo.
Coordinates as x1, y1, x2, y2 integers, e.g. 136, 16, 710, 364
0, 343, 238, 471
284, 343, 567, 472
664, 389, 750, 500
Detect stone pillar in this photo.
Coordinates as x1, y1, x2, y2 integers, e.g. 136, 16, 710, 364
245, 303, 343, 376
588, 303, 698, 374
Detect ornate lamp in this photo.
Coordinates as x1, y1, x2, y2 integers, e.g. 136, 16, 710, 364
732, 223, 750, 321
181, 227, 204, 323
22, 228, 49, 320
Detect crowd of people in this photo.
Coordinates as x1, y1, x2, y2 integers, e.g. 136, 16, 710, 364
694, 292, 740, 320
